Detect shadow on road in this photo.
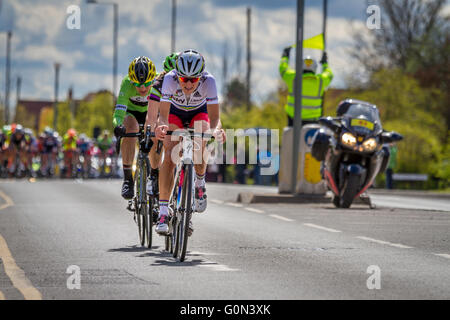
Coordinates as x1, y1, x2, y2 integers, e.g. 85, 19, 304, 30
108, 246, 212, 267
107, 245, 161, 253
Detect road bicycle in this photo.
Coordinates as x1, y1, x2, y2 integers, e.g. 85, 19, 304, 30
116, 124, 161, 248
164, 127, 213, 262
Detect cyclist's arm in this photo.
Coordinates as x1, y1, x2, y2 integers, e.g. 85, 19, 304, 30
207, 104, 220, 131
159, 101, 170, 127
113, 77, 131, 127
205, 75, 220, 131
158, 73, 175, 129
146, 86, 161, 131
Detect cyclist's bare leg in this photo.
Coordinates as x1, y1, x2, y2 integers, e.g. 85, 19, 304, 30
193, 120, 210, 177
148, 137, 162, 170
159, 123, 181, 202
122, 115, 139, 167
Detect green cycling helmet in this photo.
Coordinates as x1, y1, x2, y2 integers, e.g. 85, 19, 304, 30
163, 52, 179, 72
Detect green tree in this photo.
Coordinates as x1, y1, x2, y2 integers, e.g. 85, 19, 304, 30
14, 104, 36, 129
75, 92, 113, 137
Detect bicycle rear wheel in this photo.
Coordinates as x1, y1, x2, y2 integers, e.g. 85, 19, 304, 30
178, 164, 193, 262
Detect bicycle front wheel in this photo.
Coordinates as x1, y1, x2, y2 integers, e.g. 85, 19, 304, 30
178, 164, 193, 262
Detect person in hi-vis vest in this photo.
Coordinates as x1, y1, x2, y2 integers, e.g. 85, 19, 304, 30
279, 47, 333, 127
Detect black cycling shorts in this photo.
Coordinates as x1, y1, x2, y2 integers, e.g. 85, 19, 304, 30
126, 109, 147, 125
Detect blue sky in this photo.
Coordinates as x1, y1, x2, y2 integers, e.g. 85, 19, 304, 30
1, 0, 445, 116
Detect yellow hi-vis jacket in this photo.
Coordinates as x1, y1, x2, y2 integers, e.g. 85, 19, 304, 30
279, 56, 333, 120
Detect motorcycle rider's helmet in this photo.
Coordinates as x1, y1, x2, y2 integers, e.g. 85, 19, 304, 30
303, 56, 318, 73
176, 49, 205, 78
128, 56, 156, 85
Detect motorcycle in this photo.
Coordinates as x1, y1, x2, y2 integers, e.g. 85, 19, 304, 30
311, 99, 403, 208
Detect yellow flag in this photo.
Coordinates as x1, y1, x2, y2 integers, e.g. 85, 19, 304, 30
292, 33, 324, 50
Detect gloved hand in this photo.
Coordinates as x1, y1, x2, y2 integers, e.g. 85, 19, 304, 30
282, 46, 292, 58
320, 51, 328, 65
114, 125, 126, 138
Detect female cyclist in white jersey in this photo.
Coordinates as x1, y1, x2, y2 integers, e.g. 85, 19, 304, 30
155, 49, 224, 235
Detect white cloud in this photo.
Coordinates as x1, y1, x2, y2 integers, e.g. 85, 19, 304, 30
16, 45, 83, 69
6, 0, 371, 104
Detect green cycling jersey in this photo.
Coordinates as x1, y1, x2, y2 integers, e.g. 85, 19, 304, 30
113, 75, 151, 127
97, 137, 112, 152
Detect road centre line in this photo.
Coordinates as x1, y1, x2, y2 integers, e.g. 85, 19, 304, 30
303, 223, 342, 233
210, 199, 224, 205
434, 254, 450, 260
356, 236, 413, 249
245, 208, 265, 214
225, 202, 243, 208
269, 214, 295, 222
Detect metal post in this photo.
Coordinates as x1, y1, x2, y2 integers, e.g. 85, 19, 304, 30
323, 0, 327, 50
246, 7, 251, 110
171, 0, 176, 53
113, 3, 118, 101
320, 0, 328, 117
5, 31, 12, 124
53, 63, 61, 130
16, 76, 21, 107
291, 0, 305, 194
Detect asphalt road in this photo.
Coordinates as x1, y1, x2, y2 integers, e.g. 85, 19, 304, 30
0, 180, 449, 300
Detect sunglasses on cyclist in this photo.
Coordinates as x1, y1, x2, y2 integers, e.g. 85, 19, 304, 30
178, 76, 200, 84
133, 80, 154, 88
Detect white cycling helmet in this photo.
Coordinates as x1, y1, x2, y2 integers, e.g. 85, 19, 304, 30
303, 56, 318, 73
176, 49, 205, 77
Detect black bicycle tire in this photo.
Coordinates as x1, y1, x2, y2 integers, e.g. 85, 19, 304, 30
171, 168, 182, 258
178, 164, 193, 262
143, 160, 153, 249
135, 164, 145, 246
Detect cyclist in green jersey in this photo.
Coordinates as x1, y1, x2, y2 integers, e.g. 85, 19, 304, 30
113, 56, 157, 199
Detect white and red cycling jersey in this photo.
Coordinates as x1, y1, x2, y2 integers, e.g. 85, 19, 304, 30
160, 70, 218, 111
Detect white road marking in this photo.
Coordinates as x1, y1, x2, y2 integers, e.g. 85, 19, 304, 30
434, 253, 450, 260
225, 202, 243, 208
356, 236, 413, 249
210, 199, 224, 205
198, 263, 239, 272
269, 214, 294, 222
189, 252, 238, 272
245, 208, 265, 214
303, 223, 342, 233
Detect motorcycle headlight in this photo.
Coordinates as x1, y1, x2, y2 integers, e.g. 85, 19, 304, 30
362, 138, 377, 151
341, 132, 356, 147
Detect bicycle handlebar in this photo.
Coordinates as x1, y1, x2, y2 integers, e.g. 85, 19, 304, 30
115, 125, 162, 155
165, 130, 214, 140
